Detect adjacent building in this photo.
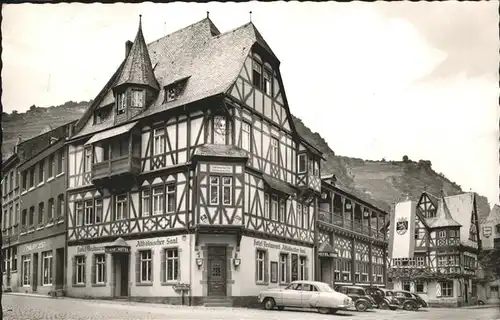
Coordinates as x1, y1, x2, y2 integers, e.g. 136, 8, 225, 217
1, 151, 21, 292
16, 122, 73, 295
387, 191, 481, 307
63, 16, 388, 307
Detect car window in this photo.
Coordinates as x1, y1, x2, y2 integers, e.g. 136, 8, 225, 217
303, 284, 317, 291
405, 292, 413, 298
287, 283, 301, 290
347, 288, 358, 295
357, 289, 365, 295
385, 291, 393, 297
395, 292, 405, 298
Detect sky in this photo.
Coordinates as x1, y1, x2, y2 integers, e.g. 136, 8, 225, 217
2, 2, 498, 207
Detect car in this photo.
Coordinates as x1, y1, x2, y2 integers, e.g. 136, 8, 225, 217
392, 290, 428, 311
335, 285, 377, 312
257, 280, 353, 314
366, 287, 401, 310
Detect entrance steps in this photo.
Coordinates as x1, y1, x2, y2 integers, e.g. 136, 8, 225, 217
203, 297, 233, 308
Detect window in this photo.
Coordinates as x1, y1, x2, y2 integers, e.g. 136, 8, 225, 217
271, 195, 278, 221
57, 150, 64, 174
415, 255, 425, 267
209, 176, 220, 205
140, 250, 152, 282
271, 138, 279, 164
496, 224, 500, 235
153, 128, 165, 155
471, 283, 477, 297
241, 122, 251, 151
38, 160, 44, 183
213, 115, 227, 145
47, 198, 54, 221
298, 154, 306, 173
256, 250, 266, 282
21, 209, 27, 227
142, 190, 150, 217
94, 199, 102, 223
264, 194, 270, 219
95, 254, 106, 284
438, 230, 446, 238
298, 256, 307, 280
22, 255, 31, 286
84, 200, 94, 225
165, 248, 179, 281
416, 281, 425, 293
9, 171, 14, 191
48, 155, 55, 178
42, 251, 53, 285
263, 69, 273, 96
166, 184, 176, 213
131, 89, 143, 108
117, 93, 126, 114
115, 195, 128, 220
29, 167, 35, 188
38, 202, 44, 225
279, 253, 288, 283
22, 172, 27, 190
75, 201, 84, 226
11, 247, 17, 272
440, 281, 453, 297
29, 206, 35, 226
402, 281, 411, 291
253, 61, 262, 89
302, 205, 309, 229
222, 177, 232, 205
279, 199, 286, 223
152, 186, 164, 215
84, 147, 92, 172
58, 194, 65, 217
75, 256, 86, 284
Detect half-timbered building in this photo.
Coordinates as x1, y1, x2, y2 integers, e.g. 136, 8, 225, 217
316, 176, 388, 288
1, 151, 20, 292
387, 191, 481, 307
16, 123, 73, 295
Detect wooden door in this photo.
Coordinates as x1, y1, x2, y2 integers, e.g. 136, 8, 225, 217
207, 246, 227, 297
120, 255, 129, 297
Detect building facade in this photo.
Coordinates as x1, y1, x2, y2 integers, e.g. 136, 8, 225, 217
63, 17, 388, 307
16, 123, 73, 295
387, 191, 481, 307
2, 153, 20, 292
477, 204, 500, 304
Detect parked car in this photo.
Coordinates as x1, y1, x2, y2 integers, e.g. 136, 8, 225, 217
392, 290, 428, 311
335, 285, 377, 312
366, 287, 401, 310
257, 280, 353, 314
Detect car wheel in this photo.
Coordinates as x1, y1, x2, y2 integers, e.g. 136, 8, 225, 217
356, 301, 368, 312
403, 302, 415, 311
263, 298, 276, 310
317, 307, 330, 314
379, 301, 389, 309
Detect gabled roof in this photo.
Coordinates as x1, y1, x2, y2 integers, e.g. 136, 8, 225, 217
71, 18, 297, 142
440, 192, 477, 246
426, 195, 462, 228
481, 204, 500, 225
114, 16, 159, 91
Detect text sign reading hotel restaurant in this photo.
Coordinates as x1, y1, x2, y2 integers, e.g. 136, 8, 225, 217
253, 239, 307, 254
105, 246, 130, 254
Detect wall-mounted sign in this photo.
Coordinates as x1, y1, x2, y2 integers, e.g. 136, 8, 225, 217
253, 239, 307, 254
105, 246, 131, 254
22, 241, 47, 254
210, 165, 232, 174
318, 251, 337, 258
76, 245, 106, 253
137, 237, 178, 248
483, 227, 492, 238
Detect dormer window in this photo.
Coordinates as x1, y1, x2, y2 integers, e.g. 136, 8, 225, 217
213, 115, 228, 145
252, 62, 262, 89
164, 77, 189, 103
117, 93, 126, 115
263, 69, 272, 96
252, 52, 274, 97
131, 89, 144, 109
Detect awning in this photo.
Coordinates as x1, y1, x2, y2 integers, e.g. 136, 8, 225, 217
105, 237, 131, 254
85, 121, 138, 145
318, 242, 338, 258
262, 174, 296, 196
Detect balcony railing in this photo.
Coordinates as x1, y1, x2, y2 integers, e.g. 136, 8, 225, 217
318, 210, 385, 241
92, 156, 141, 181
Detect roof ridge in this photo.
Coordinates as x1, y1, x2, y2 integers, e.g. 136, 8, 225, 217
147, 17, 213, 47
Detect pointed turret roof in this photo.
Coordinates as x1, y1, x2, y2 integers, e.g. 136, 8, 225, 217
427, 190, 462, 228
114, 15, 159, 91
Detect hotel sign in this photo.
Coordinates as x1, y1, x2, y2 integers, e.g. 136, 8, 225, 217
253, 239, 306, 254
210, 165, 232, 174
318, 251, 337, 258
105, 246, 130, 254
76, 245, 106, 253
137, 237, 178, 248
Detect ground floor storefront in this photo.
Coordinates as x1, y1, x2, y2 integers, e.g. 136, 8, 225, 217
17, 234, 66, 295
391, 277, 478, 307
66, 232, 314, 307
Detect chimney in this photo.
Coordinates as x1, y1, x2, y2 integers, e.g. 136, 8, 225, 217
125, 40, 133, 58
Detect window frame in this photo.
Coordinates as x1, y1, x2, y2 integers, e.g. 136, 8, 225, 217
42, 250, 53, 286
241, 121, 252, 152
94, 199, 103, 224
75, 201, 84, 226
440, 280, 454, 297
256, 250, 266, 282
142, 189, 151, 217
75, 255, 86, 285
271, 195, 278, 221
222, 177, 232, 205
115, 194, 128, 221
166, 184, 176, 213
38, 160, 45, 183
117, 92, 126, 115
22, 255, 31, 286
209, 176, 220, 206
297, 154, 307, 174
153, 128, 165, 155
165, 248, 179, 282
270, 137, 279, 164
279, 253, 288, 284
139, 250, 152, 283
298, 256, 307, 281
152, 186, 164, 215
84, 200, 94, 226
84, 146, 93, 172
95, 253, 106, 284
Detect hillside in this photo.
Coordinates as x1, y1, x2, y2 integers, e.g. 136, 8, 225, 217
1, 101, 491, 219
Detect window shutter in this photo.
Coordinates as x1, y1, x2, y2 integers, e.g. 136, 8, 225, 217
150, 250, 154, 282
160, 249, 166, 283
135, 251, 140, 283
304, 258, 309, 280
71, 256, 76, 285
286, 256, 291, 283
264, 251, 269, 283
90, 254, 97, 284
436, 282, 442, 297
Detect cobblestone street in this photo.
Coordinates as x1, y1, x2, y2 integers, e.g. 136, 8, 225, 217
2, 294, 500, 320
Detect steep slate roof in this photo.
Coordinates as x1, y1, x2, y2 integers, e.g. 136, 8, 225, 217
481, 204, 500, 225
426, 195, 462, 228
114, 16, 159, 91
441, 193, 477, 247
73, 18, 267, 139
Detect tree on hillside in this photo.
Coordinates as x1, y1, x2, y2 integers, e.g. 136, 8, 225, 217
402, 155, 409, 162
29, 104, 37, 111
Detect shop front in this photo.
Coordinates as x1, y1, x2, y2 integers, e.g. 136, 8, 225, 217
17, 234, 65, 295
